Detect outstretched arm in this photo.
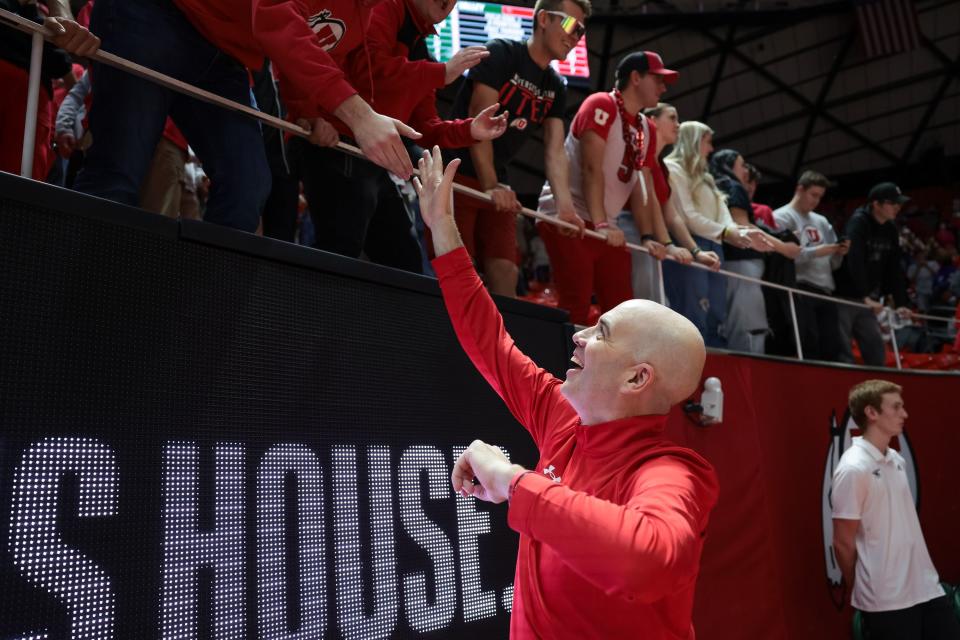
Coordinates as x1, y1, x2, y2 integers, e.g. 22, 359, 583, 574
415, 147, 577, 446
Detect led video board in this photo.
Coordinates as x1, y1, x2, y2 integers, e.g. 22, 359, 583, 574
0, 175, 571, 639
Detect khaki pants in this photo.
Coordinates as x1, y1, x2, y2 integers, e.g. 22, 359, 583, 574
139, 136, 187, 218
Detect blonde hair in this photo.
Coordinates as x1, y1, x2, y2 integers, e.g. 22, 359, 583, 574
666, 121, 724, 208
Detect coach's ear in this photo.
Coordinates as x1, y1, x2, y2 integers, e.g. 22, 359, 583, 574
623, 362, 654, 395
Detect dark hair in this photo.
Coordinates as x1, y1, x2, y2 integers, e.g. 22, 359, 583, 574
745, 163, 761, 184
533, 0, 593, 31
642, 102, 674, 118
797, 170, 830, 190
848, 379, 903, 429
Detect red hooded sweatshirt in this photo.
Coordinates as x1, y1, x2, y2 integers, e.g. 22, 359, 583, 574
355, 0, 475, 148
433, 246, 720, 639
172, 0, 364, 121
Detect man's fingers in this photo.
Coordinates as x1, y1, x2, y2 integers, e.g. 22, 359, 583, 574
393, 119, 422, 140
412, 177, 423, 199
443, 157, 462, 183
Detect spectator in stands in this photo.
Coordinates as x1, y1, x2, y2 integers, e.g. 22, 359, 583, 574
73, 0, 421, 233
292, 0, 507, 262
774, 170, 850, 361
832, 380, 960, 639
54, 66, 90, 187
621, 102, 722, 301
662, 124, 757, 347
710, 149, 777, 353
449, 0, 589, 297
539, 51, 683, 324
906, 248, 938, 312
935, 221, 956, 251
0, 0, 98, 180
744, 162, 776, 229
835, 182, 912, 367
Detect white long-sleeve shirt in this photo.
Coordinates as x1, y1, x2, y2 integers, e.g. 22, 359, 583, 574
773, 205, 843, 292
664, 159, 733, 242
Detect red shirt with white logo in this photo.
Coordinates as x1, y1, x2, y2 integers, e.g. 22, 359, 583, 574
172, 0, 364, 121
433, 246, 719, 640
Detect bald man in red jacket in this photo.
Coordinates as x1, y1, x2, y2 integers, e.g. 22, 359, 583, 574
414, 146, 719, 639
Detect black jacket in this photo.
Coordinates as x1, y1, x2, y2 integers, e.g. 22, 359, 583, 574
834, 205, 908, 307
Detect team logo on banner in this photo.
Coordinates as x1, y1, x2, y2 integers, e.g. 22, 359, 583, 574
820, 410, 919, 610
308, 10, 346, 51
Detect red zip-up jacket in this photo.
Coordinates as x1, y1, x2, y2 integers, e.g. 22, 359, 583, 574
172, 0, 364, 121
433, 247, 720, 639
354, 0, 475, 148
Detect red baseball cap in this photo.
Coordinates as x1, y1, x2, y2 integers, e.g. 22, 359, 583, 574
615, 51, 679, 85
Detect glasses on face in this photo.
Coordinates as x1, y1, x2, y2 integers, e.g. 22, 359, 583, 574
543, 10, 586, 39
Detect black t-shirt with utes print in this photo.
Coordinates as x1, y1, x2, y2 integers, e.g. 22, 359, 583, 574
450, 38, 567, 182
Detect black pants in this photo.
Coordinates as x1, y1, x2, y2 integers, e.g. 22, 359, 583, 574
288, 137, 384, 259
861, 595, 960, 640
795, 283, 843, 362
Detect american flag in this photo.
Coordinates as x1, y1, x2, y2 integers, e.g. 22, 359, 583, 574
853, 0, 921, 58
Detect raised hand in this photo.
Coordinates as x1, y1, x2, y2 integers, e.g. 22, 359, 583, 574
445, 46, 490, 85
470, 104, 508, 141
412, 145, 460, 231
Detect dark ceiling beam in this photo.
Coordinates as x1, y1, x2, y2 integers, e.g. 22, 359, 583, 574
791, 29, 858, 176
700, 27, 903, 165
667, 33, 848, 102
604, 25, 685, 60
742, 89, 960, 161
801, 117, 960, 166
899, 39, 960, 164
701, 24, 737, 121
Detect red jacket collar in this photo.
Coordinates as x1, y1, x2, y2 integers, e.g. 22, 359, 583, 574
574, 413, 669, 459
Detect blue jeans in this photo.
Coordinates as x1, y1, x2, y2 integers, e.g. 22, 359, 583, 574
663, 236, 727, 348
74, 0, 270, 231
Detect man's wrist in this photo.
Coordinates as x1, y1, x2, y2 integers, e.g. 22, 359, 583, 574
431, 217, 464, 257
507, 466, 533, 501
332, 94, 370, 129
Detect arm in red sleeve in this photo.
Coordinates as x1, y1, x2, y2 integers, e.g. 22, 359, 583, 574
432, 248, 578, 448
365, 0, 447, 93
411, 93, 476, 149
251, 0, 357, 119
508, 457, 716, 602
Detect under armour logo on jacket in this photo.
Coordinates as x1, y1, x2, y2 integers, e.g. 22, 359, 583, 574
543, 465, 561, 483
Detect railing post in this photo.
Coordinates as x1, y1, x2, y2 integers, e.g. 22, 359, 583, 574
889, 308, 903, 370
20, 31, 44, 178
656, 258, 666, 305
788, 290, 804, 361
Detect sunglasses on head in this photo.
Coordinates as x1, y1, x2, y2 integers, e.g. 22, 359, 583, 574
543, 10, 586, 39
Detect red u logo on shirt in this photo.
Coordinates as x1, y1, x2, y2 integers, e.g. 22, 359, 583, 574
617, 145, 637, 183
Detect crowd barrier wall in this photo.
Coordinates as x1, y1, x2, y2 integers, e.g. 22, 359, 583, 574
1, 173, 957, 639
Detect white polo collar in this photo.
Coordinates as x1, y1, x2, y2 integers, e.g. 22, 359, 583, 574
853, 436, 897, 464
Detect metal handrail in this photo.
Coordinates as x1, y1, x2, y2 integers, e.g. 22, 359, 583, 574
3, 7, 955, 369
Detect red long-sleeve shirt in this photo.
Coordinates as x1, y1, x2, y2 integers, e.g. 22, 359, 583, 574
172, 0, 363, 121
433, 247, 719, 639
355, 0, 475, 148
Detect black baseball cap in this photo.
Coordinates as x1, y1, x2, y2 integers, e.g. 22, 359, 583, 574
868, 182, 910, 204
615, 52, 679, 85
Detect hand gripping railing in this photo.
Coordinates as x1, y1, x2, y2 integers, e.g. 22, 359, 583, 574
3, 7, 953, 369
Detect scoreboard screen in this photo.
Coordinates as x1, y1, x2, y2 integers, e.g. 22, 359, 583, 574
427, 1, 590, 80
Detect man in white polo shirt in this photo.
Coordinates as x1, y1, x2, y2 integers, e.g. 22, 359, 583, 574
832, 380, 959, 639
